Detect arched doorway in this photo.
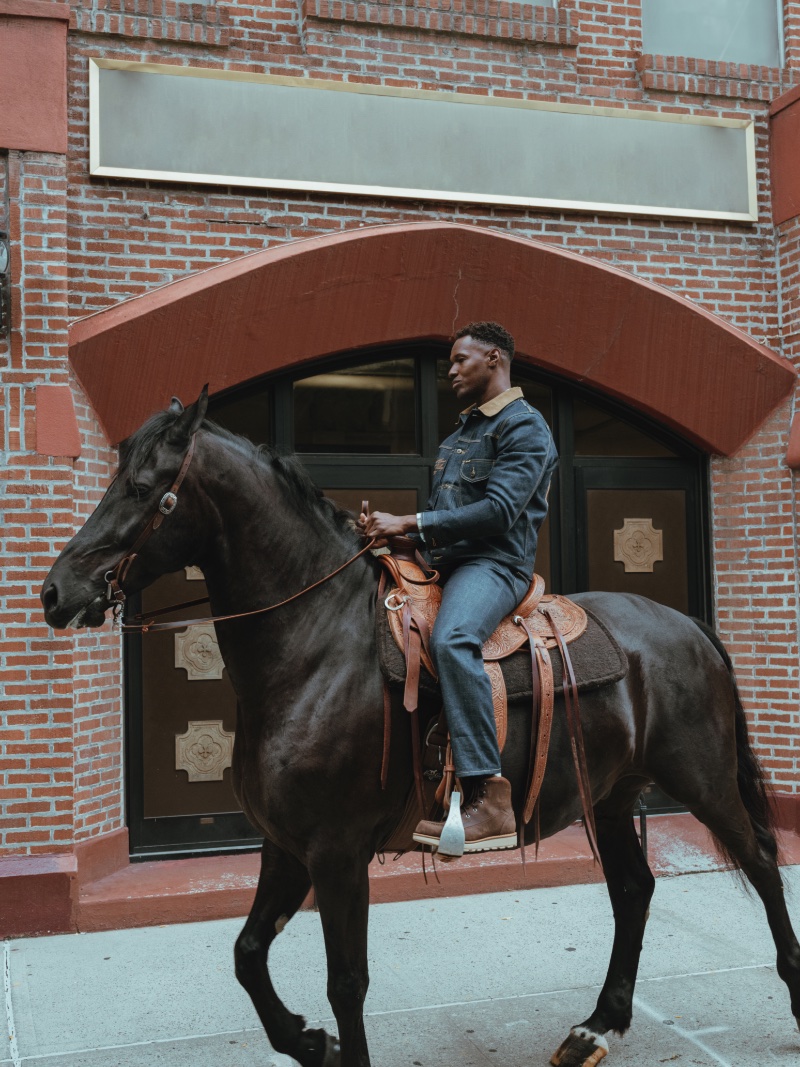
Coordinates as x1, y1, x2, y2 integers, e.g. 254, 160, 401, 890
69, 221, 793, 857
126, 342, 708, 857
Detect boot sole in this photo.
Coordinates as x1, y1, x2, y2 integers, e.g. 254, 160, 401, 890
412, 832, 518, 852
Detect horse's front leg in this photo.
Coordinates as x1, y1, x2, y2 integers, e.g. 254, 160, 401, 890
311, 848, 372, 1067
235, 839, 339, 1067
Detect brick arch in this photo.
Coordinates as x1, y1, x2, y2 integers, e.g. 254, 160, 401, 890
69, 221, 795, 452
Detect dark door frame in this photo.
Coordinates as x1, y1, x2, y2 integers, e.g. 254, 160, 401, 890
125, 347, 711, 857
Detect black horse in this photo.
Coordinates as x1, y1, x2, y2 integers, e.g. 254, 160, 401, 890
41, 390, 800, 1067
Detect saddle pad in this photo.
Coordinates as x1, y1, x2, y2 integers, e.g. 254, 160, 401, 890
377, 599, 628, 700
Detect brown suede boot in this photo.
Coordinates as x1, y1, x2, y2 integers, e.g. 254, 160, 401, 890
412, 776, 517, 853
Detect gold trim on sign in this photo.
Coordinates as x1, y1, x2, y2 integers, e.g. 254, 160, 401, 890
87, 58, 759, 223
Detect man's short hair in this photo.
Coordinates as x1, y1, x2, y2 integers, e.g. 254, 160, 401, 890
454, 321, 515, 361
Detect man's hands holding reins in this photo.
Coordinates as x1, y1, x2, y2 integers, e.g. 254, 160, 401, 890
358, 510, 419, 541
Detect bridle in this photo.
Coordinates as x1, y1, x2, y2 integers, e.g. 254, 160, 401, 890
103, 432, 376, 633
104, 434, 197, 621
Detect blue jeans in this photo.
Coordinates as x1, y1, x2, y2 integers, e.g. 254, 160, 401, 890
430, 561, 530, 778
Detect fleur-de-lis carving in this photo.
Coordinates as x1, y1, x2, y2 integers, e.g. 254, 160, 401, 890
175, 720, 235, 782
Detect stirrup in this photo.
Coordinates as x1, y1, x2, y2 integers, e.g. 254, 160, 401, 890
436, 789, 465, 857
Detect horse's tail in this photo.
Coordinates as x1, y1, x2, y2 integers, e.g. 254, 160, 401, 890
691, 617, 780, 871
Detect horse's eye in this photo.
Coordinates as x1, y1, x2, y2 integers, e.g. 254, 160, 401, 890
125, 480, 151, 500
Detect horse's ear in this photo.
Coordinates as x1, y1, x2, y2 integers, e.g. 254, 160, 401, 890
168, 396, 185, 415
169, 384, 209, 443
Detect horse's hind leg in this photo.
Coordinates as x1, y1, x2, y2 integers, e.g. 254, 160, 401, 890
688, 785, 800, 1028
553, 782, 655, 1067
235, 839, 339, 1067
311, 850, 372, 1067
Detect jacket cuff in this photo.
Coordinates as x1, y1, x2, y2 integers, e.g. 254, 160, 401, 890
416, 512, 427, 544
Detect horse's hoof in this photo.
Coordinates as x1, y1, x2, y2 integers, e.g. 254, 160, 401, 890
551, 1027, 608, 1067
321, 1033, 341, 1067
296, 1028, 339, 1067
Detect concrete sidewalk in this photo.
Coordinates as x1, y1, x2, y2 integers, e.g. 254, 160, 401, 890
3, 866, 800, 1067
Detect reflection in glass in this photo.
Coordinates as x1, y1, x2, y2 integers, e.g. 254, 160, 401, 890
436, 359, 553, 436
573, 398, 676, 457
209, 387, 271, 446
641, 0, 781, 69
295, 360, 416, 454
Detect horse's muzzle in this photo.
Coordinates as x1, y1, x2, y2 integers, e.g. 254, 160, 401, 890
41, 579, 108, 630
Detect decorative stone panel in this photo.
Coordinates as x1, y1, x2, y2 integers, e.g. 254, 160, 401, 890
613, 518, 664, 574
175, 720, 235, 782
174, 623, 224, 680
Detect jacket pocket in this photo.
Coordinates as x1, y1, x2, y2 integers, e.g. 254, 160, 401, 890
460, 458, 493, 482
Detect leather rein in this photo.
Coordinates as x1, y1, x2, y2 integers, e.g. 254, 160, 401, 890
103, 433, 376, 634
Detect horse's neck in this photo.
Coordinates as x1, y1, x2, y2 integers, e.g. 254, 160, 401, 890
196, 445, 372, 625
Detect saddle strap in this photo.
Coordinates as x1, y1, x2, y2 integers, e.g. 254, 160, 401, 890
543, 607, 602, 867
375, 564, 429, 814
377, 569, 391, 790
515, 617, 556, 825
401, 599, 434, 713
433, 742, 458, 810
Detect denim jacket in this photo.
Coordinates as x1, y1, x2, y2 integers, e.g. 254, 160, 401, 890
417, 387, 558, 576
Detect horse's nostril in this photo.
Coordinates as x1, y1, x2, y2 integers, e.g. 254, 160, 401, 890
42, 583, 59, 615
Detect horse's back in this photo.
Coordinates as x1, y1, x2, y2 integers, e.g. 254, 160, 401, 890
504, 591, 733, 839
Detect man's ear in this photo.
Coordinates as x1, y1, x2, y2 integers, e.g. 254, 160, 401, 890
169, 384, 209, 443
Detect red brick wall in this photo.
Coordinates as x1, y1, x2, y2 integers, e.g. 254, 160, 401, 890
70, 378, 124, 843
3, 0, 800, 862
0, 150, 75, 855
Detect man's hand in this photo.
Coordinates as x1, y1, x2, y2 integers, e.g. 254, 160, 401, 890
358, 511, 418, 539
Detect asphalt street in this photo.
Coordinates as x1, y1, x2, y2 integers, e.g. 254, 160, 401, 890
3, 865, 800, 1066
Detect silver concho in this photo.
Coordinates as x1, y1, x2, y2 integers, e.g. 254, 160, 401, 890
159, 491, 178, 515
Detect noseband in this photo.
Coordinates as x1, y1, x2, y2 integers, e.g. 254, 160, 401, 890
104, 434, 197, 619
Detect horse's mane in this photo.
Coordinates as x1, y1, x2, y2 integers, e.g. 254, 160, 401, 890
121, 409, 358, 540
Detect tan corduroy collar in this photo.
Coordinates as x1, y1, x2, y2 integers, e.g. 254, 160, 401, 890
461, 386, 524, 418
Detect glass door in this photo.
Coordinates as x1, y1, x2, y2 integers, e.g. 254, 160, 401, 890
126, 344, 710, 856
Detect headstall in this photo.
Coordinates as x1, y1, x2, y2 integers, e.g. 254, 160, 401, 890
104, 434, 197, 623
102, 432, 376, 634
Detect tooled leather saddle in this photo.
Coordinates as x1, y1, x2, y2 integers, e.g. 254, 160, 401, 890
376, 537, 599, 858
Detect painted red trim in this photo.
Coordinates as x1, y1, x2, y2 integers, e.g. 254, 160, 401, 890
770, 91, 800, 225
69, 222, 796, 453
0, 0, 69, 18
0, 854, 76, 938
7, 814, 798, 935
770, 82, 800, 117
35, 385, 82, 457
0, 11, 67, 153
785, 412, 800, 469
773, 792, 800, 835
74, 827, 129, 889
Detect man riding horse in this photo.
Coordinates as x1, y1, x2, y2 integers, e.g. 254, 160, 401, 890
360, 321, 558, 854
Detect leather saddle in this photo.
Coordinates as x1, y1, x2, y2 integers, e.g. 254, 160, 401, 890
380, 550, 588, 751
